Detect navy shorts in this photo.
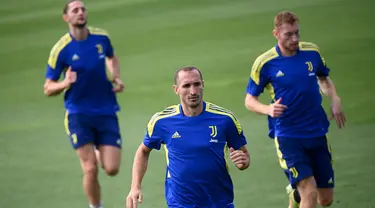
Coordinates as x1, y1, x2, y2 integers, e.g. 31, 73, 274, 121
275, 135, 334, 189
64, 113, 122, 149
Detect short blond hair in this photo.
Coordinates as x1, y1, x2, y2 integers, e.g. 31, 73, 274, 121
274, 11, 299, 28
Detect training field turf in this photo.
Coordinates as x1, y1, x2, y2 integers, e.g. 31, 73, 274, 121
0, 0, 374, 207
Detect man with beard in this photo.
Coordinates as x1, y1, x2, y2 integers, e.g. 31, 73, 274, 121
244, 11, 346, 208
43, 1, 124, 207
126, 67, 250, 208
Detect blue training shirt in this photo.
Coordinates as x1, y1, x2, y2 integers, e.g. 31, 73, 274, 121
247, 42, 330, 139
45, 27, 119, 115
143, 101, 247, 208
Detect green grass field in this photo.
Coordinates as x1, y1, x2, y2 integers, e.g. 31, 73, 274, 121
1, 0, 374, 207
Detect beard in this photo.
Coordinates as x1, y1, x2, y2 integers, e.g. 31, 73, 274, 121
73, 21, 87, 28
189, 102, 200, 108
285, 42, 299, 51
187, 95, 201, 108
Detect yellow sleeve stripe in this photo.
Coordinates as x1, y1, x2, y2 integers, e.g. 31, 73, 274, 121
224, 143, 230, 171
299, 41, 320, 53
265, 83, 276, 102
48, 33, 72, 69
299, 41, 327, 67
206, 102, 242, 134
147, 105, 180, 137
88, 26, 110, 37
163, 144, 171, 178
250, 47, 279, 85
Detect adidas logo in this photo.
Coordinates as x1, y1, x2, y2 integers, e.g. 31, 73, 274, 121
171, 131, 181, 139
328, 178, 333, 184
276, 70, 284, 77
72, 54, 80, 61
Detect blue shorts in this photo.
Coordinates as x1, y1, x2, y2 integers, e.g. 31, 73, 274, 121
267, 116, 275, 139
165, 180, 235, 208
275, 135, 334, 189
64, 113, 122, 149
167, 203, 235, 208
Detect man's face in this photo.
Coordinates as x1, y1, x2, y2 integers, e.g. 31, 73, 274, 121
274, 22, 300, 52
173, 70, 204, 109
64, 1, 87, 28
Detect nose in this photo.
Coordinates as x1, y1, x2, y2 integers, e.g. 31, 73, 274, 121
292, 34, 299, 42
190, 86, 198, 95
77, 8, 84, 15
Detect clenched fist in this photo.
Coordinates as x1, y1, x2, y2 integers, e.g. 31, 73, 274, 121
267, 97, 287, 118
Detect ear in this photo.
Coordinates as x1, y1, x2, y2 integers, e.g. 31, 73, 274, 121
273, 28, 278, 39
201, 80, 205, 89
172, 85, 179, 95
63, 14, 69, 23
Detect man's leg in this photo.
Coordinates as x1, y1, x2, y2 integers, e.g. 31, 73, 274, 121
96, 114, 122, 176
274, 137, 317, 208
65, 113, 102, 207
312, 136, 335, 207
317, 188, 333, 207
98, 145, 121, 176
296, 176, 318, 208
76, 144, 102, 207
286, 184, 300, 208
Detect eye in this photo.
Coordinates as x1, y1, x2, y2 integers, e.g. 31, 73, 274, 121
193, 82, 201, 87
182, 83, 191, 88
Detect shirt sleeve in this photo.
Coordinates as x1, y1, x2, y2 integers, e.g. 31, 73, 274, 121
104, 35, 114, 58
143, 112, 163, 150
316, 51, 330, 77
246, 59, 269, 96
226, 115, 247, 150
45, 45, 66, 81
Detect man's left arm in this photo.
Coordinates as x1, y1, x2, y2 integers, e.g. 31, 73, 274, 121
229, 145, 250, 171
106, 53, 121, 81
226, 115, 250, 170
316, 51, 346, 128
104, 35, 124, 92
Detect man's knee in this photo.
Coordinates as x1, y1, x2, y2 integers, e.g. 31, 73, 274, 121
82, 161, 99, 181
98, 145, 121, 177
318, 198, 333, 207
77, 144, 99, 177
318, 188, 334, 207
104, 166, 119, 176
297, 176, 318, 200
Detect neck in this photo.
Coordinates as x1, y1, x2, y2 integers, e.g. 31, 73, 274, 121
181, 101, 204, 117
278, 43, 297, 57
69, 26, 88, 41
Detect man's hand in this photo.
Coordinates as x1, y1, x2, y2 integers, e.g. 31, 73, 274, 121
126, 187, 143, 208
112, 77, 125, 93
63, 66, 77, 87
267, 97, 287, 118
330, 96, 346, 129
230, 147, 249, 170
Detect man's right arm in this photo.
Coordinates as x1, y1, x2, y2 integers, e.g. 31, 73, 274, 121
127, 114, 163, 208
44, 42, 69, 97
44, 78, 69, 96
130, 143, 152, 189
245, 94, 270, 115
244, 59, 287, 118
244, 57, 272, 115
